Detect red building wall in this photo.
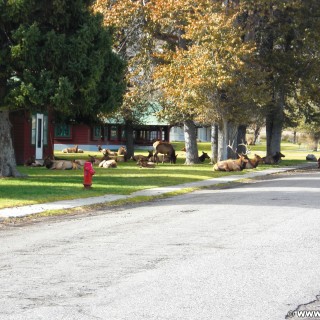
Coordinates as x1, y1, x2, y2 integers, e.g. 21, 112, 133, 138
54, 124, 103, 146
9, 110, 55, 165
54, 123, 171, 150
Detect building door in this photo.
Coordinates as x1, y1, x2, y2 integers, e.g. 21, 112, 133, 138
35, 113, 44, 159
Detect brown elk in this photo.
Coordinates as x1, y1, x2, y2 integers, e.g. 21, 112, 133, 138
153, 140, 162, 149
131, 154, 149, 162
117, 146, 128, 161
88, 154, 111, 165
131, 150, 153, 162
154, 143, 177, 164
199, 151, 210, 162
137, 159, 156, 168
244, 154, 263, 169
148, 153, 178, 163
62, 145, 79, 153
24, 155, 43, 167
74, 159, 86, 167
261, 151, 285, 164
74, 155, 99, 167
44, 157, 80, 170
103, 149, 117, 156
213, 154, 248, 172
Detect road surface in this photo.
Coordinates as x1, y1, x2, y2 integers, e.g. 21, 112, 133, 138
1, 169, 320, 320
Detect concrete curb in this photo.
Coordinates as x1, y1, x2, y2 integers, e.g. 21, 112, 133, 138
0, 164, 315, 219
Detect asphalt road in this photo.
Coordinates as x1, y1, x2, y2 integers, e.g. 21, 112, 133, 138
1, 169, 320, 320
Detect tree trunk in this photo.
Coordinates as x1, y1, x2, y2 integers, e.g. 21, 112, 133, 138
266, 112, 283, 155
266, 106, 284, 156
217, 118, 238, 160
125, 120, 134, 159
266, 84, 285, 156
293, 131, 297, 144
217, 123, 226, 161
184, 120, 200, 164
236, 125, 247, 154
311, 135, 319, 152
0, 110, 26, 177
253, 125, 261, 145
210, 123, 218, 164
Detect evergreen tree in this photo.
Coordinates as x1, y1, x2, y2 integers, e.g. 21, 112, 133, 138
0, 0, 125, 177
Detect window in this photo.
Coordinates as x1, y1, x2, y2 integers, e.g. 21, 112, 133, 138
110, 125, 118, 141
92, 126, 101, 140
103, 126, 108, 140
55, 123, 71, 138
150, 131, 157, 141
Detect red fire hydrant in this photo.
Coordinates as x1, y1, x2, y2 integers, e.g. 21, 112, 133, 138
83, 161, 95, 189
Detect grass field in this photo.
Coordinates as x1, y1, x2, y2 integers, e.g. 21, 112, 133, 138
0, 141, 318, 209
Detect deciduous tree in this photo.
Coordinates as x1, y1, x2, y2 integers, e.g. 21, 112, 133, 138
242, 0, 320, 155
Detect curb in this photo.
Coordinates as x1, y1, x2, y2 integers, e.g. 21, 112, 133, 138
0, 164, 315, 219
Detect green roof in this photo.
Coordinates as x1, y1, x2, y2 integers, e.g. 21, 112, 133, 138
103, 102, 169, 126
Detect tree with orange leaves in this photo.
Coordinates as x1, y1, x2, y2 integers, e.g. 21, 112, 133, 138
151, 0, 266, 162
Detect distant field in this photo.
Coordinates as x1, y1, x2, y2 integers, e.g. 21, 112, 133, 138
0, 140, 318, 209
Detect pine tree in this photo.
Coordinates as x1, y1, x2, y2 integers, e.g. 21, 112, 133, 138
0, 0, 125, 177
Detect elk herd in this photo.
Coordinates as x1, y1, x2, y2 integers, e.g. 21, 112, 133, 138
213, 144, 285, 172
24, 141, 288, 172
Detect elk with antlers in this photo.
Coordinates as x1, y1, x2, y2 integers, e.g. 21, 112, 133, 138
213, 154, 248, 172
213, 142, 249, 171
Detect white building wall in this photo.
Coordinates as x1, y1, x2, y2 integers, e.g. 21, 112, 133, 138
170, 126, 211, 142
169, 126, 185, 141
197, 127, 210, 142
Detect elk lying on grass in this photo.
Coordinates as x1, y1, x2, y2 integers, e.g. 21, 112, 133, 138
261, 151, 285, 164
131, 154, 149, 162
137, 159, 156, 168
88, 154, 111, 165
213, 154, 248, 172
44, 157, 80, 170
62, 145, 79, 153
104, 149, 117, 156
74, 155, 98, 167
99, 159, 117, 168
117, 146, 127, 156
199, 151, 210, 162
244, 154, 263, 169
131, 150, 153, 162
24, 156, 43, 167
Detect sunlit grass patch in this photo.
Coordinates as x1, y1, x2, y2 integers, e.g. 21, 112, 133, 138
0, 140, 316, 209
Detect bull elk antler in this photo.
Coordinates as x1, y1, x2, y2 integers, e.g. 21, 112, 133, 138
237, 142, 251, 155
227, 140, 239, 158
227, 140, 235, 152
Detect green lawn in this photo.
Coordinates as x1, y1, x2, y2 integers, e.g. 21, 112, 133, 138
0, 141, 318, 209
